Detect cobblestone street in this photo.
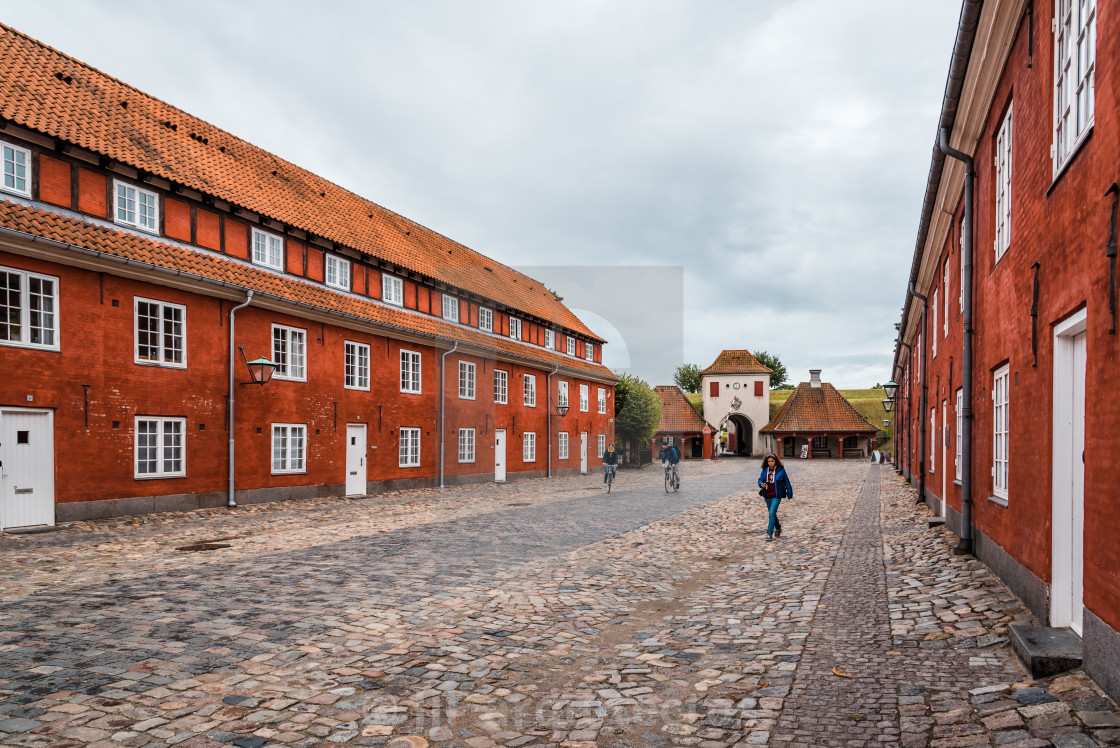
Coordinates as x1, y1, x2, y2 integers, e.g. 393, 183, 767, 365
2, 461, 1117, 748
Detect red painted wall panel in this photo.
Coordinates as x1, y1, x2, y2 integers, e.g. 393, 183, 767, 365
286, 240, 305, 276
224, 219, 248, 260
77, 168, 107, 218
163, 198, 191, 242
306, 248, 323, 282
38, 154, 71, 208
196, 209, 221, 251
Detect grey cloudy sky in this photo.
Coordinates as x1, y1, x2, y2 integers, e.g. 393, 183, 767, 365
2, 1, 960, 388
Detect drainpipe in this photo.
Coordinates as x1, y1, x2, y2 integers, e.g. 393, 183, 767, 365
439, 342, 459, 488
907, 283, 928, 506
895, 339, 912, 475
940, 127, 975, 554
227, 290, 254, 508
546, 363, 560, 478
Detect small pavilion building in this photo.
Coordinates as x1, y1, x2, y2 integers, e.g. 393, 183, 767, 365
652, 386, 709, 460
761, 370, 878, 460
700, 350, 771, 457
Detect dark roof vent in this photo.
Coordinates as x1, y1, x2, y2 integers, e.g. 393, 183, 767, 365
54, 72, 72, 84
119, 100, 128, 109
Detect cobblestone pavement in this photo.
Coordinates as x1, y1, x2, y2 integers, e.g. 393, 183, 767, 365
1, 460, 1117, 748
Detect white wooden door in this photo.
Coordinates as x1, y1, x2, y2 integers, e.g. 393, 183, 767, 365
580, 432, 588, 474
941, 400, 947, 519
494, 429, 506, 482
345, 424, 366, 496
1052, 311, 1087, 633
1070, 331, 1086, 633
0, 409, 55, 529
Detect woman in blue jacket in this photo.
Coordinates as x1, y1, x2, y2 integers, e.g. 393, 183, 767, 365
758, 454, 793, 540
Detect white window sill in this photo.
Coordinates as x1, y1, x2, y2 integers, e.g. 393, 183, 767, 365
988, 494, 1009, 508
1049, 124, 1095, 195
135, 474, 186, 480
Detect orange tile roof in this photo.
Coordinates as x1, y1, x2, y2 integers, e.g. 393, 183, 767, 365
701, 350, 772, 376
0, 23, 602, 343
0, 200, 615, 381
654, 386, 706, 433
761, 382, 877, 434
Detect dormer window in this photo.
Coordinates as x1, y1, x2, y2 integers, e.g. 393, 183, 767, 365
325, 255, 350, 290
479, 307, 493, 332
509, 317, 522, 340
442, 293, 459, 323
1, 141, 30, 197
585, 343, 594, 361
566, 336, 576, 356
382, 274, 403, 306
114, 180, 159, 233
545, 329, 554, 349
251, 228, 283, 270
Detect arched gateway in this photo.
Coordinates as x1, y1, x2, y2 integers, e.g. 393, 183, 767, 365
701, 350, 771, 458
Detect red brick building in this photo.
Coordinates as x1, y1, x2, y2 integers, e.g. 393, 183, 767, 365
0, 24, 615, 528
892, 0, 1120, 700
761, 371, 878, 460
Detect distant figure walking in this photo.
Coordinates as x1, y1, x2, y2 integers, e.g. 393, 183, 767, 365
758, 453, 793, 541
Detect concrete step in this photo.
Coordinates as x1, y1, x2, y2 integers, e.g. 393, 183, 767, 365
1009, 623, 1083, 678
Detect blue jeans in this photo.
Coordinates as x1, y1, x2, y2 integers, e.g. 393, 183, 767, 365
764, 496, 782, 536
603, 464, 617, 483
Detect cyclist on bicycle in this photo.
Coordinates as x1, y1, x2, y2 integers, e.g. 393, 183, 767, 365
603, 442, 619, 485
660, 437, 681, 480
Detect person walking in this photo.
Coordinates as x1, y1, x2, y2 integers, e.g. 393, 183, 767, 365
758, 453, 792, 541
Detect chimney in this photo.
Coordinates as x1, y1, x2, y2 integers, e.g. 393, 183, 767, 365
809, 369, 822, 388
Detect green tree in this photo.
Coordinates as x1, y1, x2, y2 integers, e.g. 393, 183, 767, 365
614, 373, 662, 449
673, 363, 702, 393
753, 350, 788, 389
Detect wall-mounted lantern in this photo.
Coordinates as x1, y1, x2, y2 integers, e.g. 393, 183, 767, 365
239, 346, 279, 386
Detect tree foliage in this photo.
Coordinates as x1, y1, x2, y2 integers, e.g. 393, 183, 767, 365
614, 373, 662, 445
673, 363, 702, 393
753, 350, 788, 389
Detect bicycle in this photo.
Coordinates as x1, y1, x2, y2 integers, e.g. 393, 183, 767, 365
663, 462, 679, 492
604, 464, 617, 493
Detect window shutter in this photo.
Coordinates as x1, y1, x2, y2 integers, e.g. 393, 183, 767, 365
710, 381, 719, 397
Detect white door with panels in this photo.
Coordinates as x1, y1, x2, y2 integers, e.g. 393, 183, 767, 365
580, 432, 588, 474
941, 400, 948, 519
494, 429, 506, 482
1052, 311, 1087, 634
0, 408, 55, 529
345, 424, 367, 496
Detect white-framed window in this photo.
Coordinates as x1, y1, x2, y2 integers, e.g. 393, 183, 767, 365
1, 140, 31, 197
579, 384, 589, 412
943, 258, 950, 336
135, 298, 185, 368
494, 369, 508, 404
135, 416, 185, 478
567, 336, 576, 356
558, 431, 569, 460
344, 341, 370, 390
523, 432, 536, 461
252, 228, 284, 270
931, 290, 938, 357
992, 364, 1010, 500
598, 387, 607, 414
382, 274, 404, 306
930, 407, 936, 472
545, 329, 554, 349
479, 307, 493, 332
325, 255, 351, 291
458, 428, 475, 463
955, 388, 963, 481
585, 343, 594, 361
995, 103, 1013, 263
524, 373, 537, 407
597, 434, 606, 458
510, 317, 522, 340
271, 423, 307, 474
459, 361, 476, 399
558, 380, 569, 407
0, 265, 59, 350
114, 180, 159, 233
1053, 0, 1096, 173
399, 427, 421, 467
400, 350, 421, 393
442, 294, 459, 323
272, 324, 306, 381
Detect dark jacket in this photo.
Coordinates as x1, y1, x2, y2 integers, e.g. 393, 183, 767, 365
661, 445, 681, 465
603, 449, 618, 466
758, 466, 793, 499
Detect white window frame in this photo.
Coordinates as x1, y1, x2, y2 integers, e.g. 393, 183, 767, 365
344, 341, 370, 391
545, 329, 554, 349
272, 324, 307, 381
585, 343, 594, 361
400, 350, 422, 394
325, 255, 351, 291
479, 307, 493, 332
442, 294, 459, 323
558, 380, 569, 408
252, 227, 284, 271
399, 427, 421, 468
114, 179, 159, 234
494, 369, 508, 404
580, 383, 589, 412
995, 103, 1013, 263
0, 265, 60, 351
567, 336, 576, 356
135, 297, 186, 368
382, 275, 404, 306
931, 290, 938, 357
930, 407, 936, 472
271, 423, 307, 474
955, 388, 963, 481
1, 140, 31, 198
509, 317, 522, 340
459, 361, 476, 400
523, 432, 536, 462
524, 373, 537, 407
458, 427, 476, 463
598, 387, 607, 415
597, 434, 606, 459
134, 416, 186, 478
558, 431, 569, 460
1053, 0, 1096, 174
992, 364, 1010, 501
943, 258, 950, 336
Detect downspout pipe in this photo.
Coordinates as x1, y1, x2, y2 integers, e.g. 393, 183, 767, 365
546, 363, 560, 478
907, 283, 928, 505
895, 339, 912, 474
940, 127, 975, 554
228, 290, 254, 508
439, 342, 459, 488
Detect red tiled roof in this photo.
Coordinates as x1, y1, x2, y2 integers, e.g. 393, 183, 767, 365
0, 200, 615, 381
0, 23, 602, 343
654, 386, 706, 433
701, 350, 772, 376
761, 382, 877, 434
